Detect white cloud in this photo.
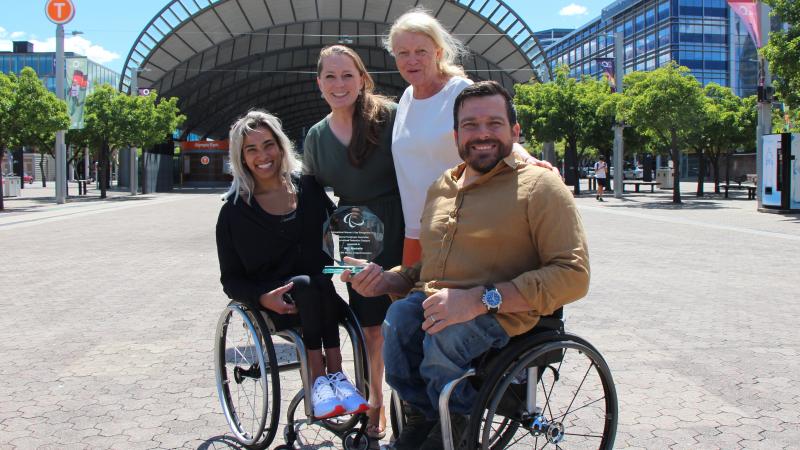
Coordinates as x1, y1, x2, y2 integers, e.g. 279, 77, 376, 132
29, 35, 120, 65
0, 25, 119, 65
559, 3, 589, 16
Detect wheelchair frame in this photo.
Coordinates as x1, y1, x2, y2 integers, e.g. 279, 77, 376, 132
214, 300, 373, 449
391, 312, 618, 450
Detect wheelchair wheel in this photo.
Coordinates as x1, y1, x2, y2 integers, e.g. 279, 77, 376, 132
215, 304, 281, 449
284, 389, 369, 448
388, 391, 406, 441
466, 338, 617, 449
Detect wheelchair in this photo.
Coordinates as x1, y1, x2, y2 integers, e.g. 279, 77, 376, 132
389, 308, 618, 450
214, 299, 374, 449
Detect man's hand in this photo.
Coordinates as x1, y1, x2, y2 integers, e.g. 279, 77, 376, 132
421, 287, 484, 334
259, 282, 298, 315
511, 143, 560, 176
340, 256, 390, 298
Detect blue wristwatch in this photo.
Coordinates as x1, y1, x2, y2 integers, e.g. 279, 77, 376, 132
481, 284, 502, 314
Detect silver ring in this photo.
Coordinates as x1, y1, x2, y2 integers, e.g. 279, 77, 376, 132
429, 315, 436, 323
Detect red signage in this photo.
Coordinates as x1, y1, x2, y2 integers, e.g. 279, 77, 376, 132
45, 0, 75, 25
727, 0, 762, 48
200, 156, 210, 165
180, 140, 229, 151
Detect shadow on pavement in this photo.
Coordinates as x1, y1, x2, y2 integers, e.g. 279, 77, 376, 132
197, 435, 246, 449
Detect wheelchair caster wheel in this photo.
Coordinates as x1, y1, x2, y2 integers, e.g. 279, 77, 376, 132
342, 429, 371, 450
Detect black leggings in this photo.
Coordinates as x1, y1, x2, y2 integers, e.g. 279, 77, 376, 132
285, 275, 342, 351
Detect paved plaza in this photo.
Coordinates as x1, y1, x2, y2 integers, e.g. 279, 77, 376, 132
1, 182, 798, 449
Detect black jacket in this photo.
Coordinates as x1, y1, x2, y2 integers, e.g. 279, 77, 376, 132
215, 174, 335, 308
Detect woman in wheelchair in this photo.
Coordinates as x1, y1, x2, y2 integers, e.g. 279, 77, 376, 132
215, 110, 369, 420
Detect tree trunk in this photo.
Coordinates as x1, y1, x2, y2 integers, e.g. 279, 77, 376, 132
696, 148, 705, 197
99, 141, 109, 199
39, 152, 46, 188
724, 151, 731, 185
0, 148, 5, 211
565, 137, 580, 195
671, 130, 681, 204
710, 152, 721, 193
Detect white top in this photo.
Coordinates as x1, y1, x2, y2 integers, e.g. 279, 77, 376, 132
392, 76, 473, 239
594, 161, 607, 179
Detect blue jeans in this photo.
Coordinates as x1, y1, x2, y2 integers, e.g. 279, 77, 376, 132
382, 291, 510, 419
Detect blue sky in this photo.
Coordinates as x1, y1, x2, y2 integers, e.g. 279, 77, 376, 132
1, 0, 610, 75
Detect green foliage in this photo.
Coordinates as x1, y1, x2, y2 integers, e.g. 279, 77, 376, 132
0, 72, 15, 151
83, 85, 185, 197
6, 68, 69, 154
616, 63, 706, 203
762, 0, 800, 107
514, 65, 615, 190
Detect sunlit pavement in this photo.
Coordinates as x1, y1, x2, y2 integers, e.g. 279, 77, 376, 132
1, 182, 798, 448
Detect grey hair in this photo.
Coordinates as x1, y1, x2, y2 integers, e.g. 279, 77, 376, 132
383, 7, 468, 79
222, 110, 301, 205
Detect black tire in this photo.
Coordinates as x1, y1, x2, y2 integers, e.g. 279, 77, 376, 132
342, 429, 372, 450
388, 391, 406, 441
466, 337, 617, 449
215, 304, 281, 450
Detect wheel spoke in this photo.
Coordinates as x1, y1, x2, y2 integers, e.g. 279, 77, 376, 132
560, 354, 595, 420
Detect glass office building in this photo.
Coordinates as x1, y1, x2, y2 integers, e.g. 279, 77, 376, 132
0, 41, 119, 96
544, 0, 761, 97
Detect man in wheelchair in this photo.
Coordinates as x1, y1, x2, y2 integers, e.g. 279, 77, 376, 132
344, 81, 590, 450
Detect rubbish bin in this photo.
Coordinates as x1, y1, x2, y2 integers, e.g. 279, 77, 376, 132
2, 176, 21, 197
656, 168, 673, 189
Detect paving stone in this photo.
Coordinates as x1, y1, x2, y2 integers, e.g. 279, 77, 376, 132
2, 186, 798, 449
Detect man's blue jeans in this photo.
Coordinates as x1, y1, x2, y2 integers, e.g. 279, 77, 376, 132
382, 291, 510, 419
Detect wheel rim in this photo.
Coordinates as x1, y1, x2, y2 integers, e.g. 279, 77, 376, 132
476, 341, 617, 449
215, 306, 271, 445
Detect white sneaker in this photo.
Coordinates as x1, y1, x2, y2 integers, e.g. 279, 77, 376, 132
312, 376, 345, 419
328, 372, 369, 415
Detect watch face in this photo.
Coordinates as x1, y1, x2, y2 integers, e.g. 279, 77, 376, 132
485, 290, 502, 308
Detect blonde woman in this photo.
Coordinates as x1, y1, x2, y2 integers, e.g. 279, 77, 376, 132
216, 110, 368, 420
385, 8, 551, 267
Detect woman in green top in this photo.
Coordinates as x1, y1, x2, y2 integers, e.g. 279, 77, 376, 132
303, 44, 403, 439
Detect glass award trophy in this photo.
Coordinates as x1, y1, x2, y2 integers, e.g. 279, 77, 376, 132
322, 206, 384, 274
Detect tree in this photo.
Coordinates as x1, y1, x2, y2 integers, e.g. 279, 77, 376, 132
12, 68, 69, 188
516, 66, 613, 194
84, 86, 185, 198
0, 73, 15, 209
762, 0, 800, 108
84, 85, 127, 198
695, 85, 757, 194
616, 63, 706, 203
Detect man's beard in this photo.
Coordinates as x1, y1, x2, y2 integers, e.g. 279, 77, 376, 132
458, 138, 513, 174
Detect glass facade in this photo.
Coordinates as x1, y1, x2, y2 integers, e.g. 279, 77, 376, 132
545, 0, 759, 97
0, 51, 120, 96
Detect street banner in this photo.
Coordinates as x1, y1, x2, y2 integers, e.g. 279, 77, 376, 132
727, 0, 762, 48
65, 57, 89, 129
596, 58, 616, 92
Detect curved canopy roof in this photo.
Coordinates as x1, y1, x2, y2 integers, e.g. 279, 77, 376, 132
121, 0, 551, 140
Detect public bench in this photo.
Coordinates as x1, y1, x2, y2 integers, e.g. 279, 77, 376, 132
720, 183, 756, 200
622, 180, 660, 193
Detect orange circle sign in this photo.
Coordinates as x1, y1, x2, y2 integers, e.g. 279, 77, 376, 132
45, 0, 75, 24
200, 156, 210, 165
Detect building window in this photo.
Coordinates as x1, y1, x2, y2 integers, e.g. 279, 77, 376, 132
658, 27, 671, 47
635, 14, 645, 33
646, 33, 657, 52
646, 9, 656, 28
625, 19, 634, 36
658, 0, 670, 21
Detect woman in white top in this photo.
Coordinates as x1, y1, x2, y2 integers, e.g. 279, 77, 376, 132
385, 8, 550, 266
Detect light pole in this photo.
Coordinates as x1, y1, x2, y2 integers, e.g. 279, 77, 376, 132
129, 67, 141, 195
612, 32, 624, 199
755, 2, 772, 209
55, 23, 66, 203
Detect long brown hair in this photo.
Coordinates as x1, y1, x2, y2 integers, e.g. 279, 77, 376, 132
317, 45, 393, 168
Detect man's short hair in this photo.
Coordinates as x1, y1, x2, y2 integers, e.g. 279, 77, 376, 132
453, 80, 518, 130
